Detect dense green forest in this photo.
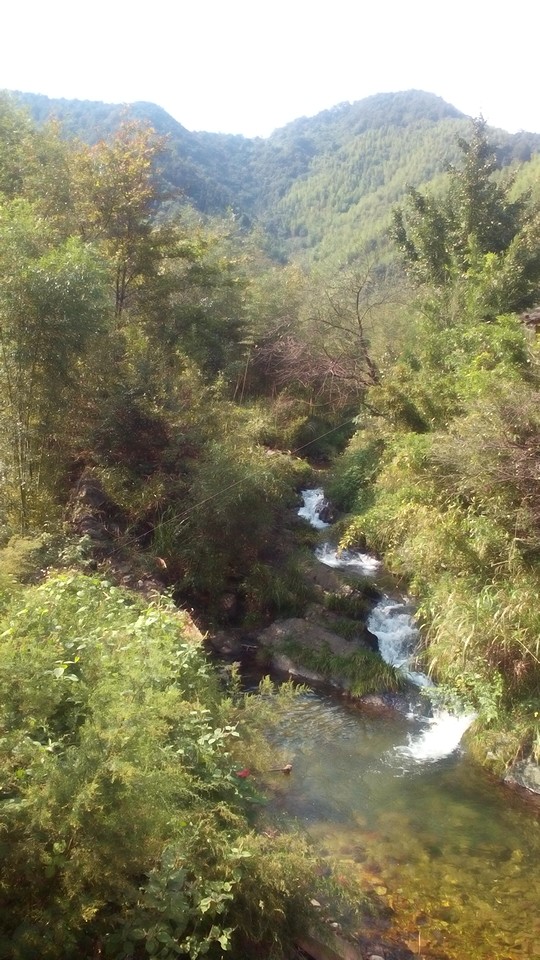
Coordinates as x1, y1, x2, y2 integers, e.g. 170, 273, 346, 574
1, 88, 540, 958
16, 89, 540, 265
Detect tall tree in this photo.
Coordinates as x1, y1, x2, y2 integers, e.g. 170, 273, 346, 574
392, 118, 540, 315
72, 120, 169, 321
0, 200, 108, 527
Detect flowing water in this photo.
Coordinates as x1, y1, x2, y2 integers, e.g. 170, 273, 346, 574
269, 491, 540, 959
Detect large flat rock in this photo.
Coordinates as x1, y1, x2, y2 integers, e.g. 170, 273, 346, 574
257, 617, 359, 658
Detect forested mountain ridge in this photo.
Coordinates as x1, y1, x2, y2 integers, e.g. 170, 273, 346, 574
14, 88, 540, 264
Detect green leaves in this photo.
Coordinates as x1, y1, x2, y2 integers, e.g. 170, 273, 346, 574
0, 573, 322, 957
0, 199, 109, 528
393, 118, 540, 317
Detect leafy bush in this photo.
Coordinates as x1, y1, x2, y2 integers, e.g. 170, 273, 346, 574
327, 435, 385, 511
0, 573, 323, 959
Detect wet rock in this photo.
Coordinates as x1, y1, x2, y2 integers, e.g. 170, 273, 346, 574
304, 604, 379, 652
257, 617, 361, 659
358, 693, 410, 716
207, 630, 244, 658
504, 759, 540, 795
69, 468, 124, 542
318, 499, 337, 523
75, 515, 111, 541
364, 627, 379, 652
271, 651, 328, 686
296, 933, 363, 960
74, 473, 110, 509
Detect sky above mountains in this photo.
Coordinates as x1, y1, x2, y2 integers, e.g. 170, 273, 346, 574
4, 0, 539, 137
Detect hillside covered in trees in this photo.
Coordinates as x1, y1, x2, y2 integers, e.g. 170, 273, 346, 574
15, 88, 540, 265
1, 88, 540, 959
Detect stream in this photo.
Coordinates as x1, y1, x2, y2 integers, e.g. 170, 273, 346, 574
271, 489, 540, 959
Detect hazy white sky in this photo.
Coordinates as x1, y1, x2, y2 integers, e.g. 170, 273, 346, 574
3, 0, 539, 137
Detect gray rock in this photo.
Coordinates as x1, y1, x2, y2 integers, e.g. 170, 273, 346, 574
318, 499, 336, 523
504, 759, 540, 795
257, 618, 365, 659
358, 693, 410, 716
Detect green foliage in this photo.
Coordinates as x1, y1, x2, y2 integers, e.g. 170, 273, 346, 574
0, 573, 325, 958
329, 125, 540, 764
173, 426, 299, 608
243, 556, 316, 624
327, 435, 385, 511
393, 118, 540, 316
0, 198, 109, 527
3, 83, 540, 789
333, 346, 540, 763
0, 534, 55, 584
19, 88, 540, 272
280, 638, 406, 697
323, 587, 377, 620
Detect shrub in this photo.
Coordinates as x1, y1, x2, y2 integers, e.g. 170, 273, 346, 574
0, 573, 324, 959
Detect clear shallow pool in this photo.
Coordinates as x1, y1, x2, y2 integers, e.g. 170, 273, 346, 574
272, 690, 540, 959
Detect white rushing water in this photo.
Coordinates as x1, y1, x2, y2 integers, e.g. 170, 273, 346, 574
366, 593, 475, 764
299, 489, 475, 762
315, 542, 382, 575
297, 488, 330, 529
299, 490, 382, 573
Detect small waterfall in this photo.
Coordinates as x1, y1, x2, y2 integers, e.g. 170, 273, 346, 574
367, 594, 475, 764
297, 488, 329, 529
298, 490, 381, 573
299, 489, 475, 762
396, 711, 477, 762
367, 597, 426, 683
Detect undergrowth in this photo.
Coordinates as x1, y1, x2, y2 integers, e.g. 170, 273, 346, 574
280, 638, 406, 697
0, 572, 351, 959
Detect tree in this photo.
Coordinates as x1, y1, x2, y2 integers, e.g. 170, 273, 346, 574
392, 118, 540, 315
72, 120, 169, 321
0, 94, 34, 198
0, 200, 108, 527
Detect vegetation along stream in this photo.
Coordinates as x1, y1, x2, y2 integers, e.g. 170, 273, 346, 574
271, 491, 540, 959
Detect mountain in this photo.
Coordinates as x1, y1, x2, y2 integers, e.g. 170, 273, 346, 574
13, 89, 540, 265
